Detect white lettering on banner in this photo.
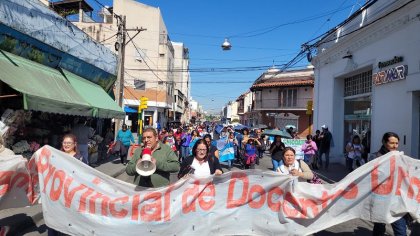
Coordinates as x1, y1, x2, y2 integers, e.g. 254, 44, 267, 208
1, 146, 420, 235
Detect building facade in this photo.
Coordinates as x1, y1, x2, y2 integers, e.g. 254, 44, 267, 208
250, 68, 314, 135
70, 0, 184, 130
236, 91, 253, 126
312, 0, 420, 159
172, 42, 190, 124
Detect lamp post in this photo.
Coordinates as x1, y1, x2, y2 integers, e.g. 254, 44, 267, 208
221, 38, 232, 50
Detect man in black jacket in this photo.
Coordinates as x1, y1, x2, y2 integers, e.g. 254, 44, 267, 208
318, 125, 333, 170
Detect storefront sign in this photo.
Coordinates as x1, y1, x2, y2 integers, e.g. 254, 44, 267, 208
372, 65, 407, 85
378, 56, 403, 69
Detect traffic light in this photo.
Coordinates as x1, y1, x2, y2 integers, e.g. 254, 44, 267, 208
139, 97, 148, 110
306, 100, 313, 115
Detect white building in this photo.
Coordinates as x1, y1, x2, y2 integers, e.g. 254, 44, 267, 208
312, 0, 420, 159
189, 99, 202, 124
172, 42, 191, 124
69, 0, 181, 130
236, 91, 254, 126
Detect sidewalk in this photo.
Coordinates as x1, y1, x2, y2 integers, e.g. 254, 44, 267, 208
313, 162, 349, 183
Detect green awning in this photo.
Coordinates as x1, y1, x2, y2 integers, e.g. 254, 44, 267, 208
0, 50, 124, 118
0, 50, 92, 116
62, 70, 125, 119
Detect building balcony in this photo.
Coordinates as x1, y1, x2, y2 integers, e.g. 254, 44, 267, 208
254, 97, 312, 110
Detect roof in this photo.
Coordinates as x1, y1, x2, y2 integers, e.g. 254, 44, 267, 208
50, 0, 94, 13
251, 68, 314, 91
251, 80, 314, 90
235, 91, 251, 101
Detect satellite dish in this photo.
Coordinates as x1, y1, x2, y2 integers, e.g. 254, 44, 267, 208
221, 38, 232, 51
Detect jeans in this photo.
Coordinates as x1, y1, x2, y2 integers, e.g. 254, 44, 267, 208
318, 149, 330, 169
256, 149, 264, 165
77, 144, 89, 165
304, 154, 313, 163
181, 146, 190, 161
272, 159, 282, 171
346, 157, 362, 172
120, 145, 130, 164
373, 216, 407, 236
227, 159, 233, 169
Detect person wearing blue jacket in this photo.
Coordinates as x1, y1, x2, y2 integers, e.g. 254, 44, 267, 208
116, 124, 135, 165
180, 132, 192, 162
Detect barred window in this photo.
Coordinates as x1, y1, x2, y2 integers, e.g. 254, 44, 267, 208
344, 70, 372, 97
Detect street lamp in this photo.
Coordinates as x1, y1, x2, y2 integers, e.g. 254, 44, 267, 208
221, 38, 232, 50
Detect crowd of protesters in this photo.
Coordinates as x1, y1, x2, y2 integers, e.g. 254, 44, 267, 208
51, 119, 413, 235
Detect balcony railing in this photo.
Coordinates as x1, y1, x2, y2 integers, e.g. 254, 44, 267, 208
254, 97, 312, 110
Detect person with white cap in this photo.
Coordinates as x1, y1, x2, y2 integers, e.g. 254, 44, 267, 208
318, 125, 333, 170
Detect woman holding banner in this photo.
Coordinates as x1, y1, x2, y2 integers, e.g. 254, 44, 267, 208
178, 139, 223, 178
372, 132, 408, 236
276, 147, 314, 182
61, 134, 82, 161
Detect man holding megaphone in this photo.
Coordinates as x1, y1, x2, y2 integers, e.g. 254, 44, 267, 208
126, 127, 180, 188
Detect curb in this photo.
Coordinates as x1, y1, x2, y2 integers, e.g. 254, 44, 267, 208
110, 166, 127, 178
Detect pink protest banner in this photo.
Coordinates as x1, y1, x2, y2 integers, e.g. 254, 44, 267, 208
1, 146, 420, 235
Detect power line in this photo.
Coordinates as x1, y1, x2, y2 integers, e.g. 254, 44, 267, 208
126, 64, 288, 73
313, 0, 414, 47
126, 32, 164, 82
309, 0, 351, 40
228, 3, 356, 39
98, 32, 117, 43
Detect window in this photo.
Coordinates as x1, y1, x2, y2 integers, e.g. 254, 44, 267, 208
278, 88, 297, 107
344, 70, 372, 97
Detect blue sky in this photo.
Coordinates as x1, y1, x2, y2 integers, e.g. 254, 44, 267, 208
92, 0, 363, 113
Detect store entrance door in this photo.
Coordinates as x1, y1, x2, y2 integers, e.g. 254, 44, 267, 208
144, 115, 152, 127
344, 96, 371, 150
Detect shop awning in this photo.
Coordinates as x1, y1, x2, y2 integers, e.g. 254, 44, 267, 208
61, 70, 125, 119
0, 50, 124, 118
0, 50, 92, 116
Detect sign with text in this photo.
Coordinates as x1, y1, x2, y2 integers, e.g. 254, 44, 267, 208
283, 139, 306, 160
1, 146, 420, 235
373, 64, 408, 85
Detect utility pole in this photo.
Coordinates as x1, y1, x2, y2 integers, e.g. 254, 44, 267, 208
115, 15, 126, 137
113, 14, 146, 139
